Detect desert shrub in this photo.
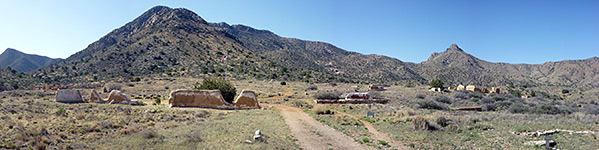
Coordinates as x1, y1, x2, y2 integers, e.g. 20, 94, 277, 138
193, 78, 237, 103
436, 116, 449, 127
186, 131, 202, 143
531, 104, 572, 115
492, 94, 508, 101
314, 106, 334, 115
508, 98, 524, 103
445, 124, 462, 133
562, 89, 569, 94
433, 95, 452, 104
291, 100, 312, 108
508, 103, 529, 114
468, 92, 484, 99
335, 115, 361, 126
368, 91, 384, 99
107, 83, 122, 91
312, 91, 341, 100
55, 108, 67, 117
195, 110, 211, 118
133, 77, 142, 82
280, 81, 287, 85
416, 100, 448, 110
362, 137, 370, 143
429, 79, 444, 90
481, 97, 495, 104
473, 123, 494, 130
482, 104, 496, 111
415, 94, 426, 99
141, 130, 159, 139
306, 85, 318, 90
583, 105, 599, 115
510, 90, 521, 97
413, 117, 437, 131
154, 97, 161, 104
378, 140, 388, 146
453, 92, 468, 99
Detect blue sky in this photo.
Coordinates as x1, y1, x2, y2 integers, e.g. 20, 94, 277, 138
0, 0, 597, 64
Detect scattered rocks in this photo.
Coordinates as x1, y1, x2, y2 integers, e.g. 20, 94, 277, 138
513, 129, 598, 137
253, 135, 263, 142
253, 130, 263, 142
244, 140, 253, 144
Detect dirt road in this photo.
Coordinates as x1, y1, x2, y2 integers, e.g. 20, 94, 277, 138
267, 104, 372, 150
336, 111, 409, 149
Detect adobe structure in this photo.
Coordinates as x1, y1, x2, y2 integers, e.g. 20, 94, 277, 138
466, 85, 482, 92
315, 92, 388, 104
168, 89, 260, 109
90, 89, 142, 105
345, 93, 371, 100
369, 85, 386, 91
55, 89, 84, 103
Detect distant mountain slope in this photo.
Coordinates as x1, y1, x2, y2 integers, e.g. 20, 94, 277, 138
210, 23, 425, 83
30, 6, 599, 88
0, 48, 62, 72
411, 44, 599, 87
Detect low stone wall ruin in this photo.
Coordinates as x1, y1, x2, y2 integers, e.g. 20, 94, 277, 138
168, 89, 260, 109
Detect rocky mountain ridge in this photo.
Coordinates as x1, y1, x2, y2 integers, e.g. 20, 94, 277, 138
3, 6, 597, 90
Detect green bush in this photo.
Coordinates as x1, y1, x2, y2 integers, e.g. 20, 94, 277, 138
362, 137, 370, 143
55, 108, 67, 116
562, 89, 569, 94
155, 97, 161, 104
194, 78, 237, 103
280, 81, 287, 85
378, 140, 388, 146
429, 79, 444, 90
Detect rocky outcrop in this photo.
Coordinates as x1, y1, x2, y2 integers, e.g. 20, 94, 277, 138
55, 89, 84, 103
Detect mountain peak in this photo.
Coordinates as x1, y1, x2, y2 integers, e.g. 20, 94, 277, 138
447, 44, 463, 52
4, 48, 18, 53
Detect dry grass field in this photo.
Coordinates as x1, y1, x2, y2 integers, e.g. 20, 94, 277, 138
1, 77, 598, 149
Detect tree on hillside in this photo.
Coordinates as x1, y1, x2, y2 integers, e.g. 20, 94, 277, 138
194, 78, 237, 103
429, 79, 444, 90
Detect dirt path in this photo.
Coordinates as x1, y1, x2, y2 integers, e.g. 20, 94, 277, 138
265, 104, 372, 150
336, 111, 409, 149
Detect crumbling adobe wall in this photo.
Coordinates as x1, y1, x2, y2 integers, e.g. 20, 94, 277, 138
169, 89, 260, 109
55, 89, 84, 103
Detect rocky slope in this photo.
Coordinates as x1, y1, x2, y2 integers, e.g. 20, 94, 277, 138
22, 5, 599, 89
412, 44, 599, 88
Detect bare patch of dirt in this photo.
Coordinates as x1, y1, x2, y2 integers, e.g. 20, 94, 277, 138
336, 111, 409, 149
265, 104, 371, 150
